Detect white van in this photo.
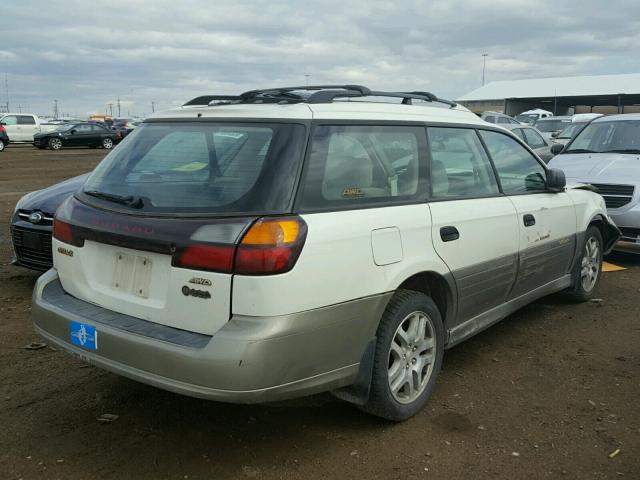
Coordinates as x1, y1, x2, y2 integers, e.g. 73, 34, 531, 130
32, 85, 619, 420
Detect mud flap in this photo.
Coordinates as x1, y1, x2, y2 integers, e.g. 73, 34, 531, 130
602, 216, 622, 255
331, 338, 376, 406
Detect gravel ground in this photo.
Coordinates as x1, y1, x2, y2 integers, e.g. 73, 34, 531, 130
1, 144, 638, 480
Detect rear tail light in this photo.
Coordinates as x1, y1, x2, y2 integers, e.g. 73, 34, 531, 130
235, 218, 306, 275
172, 216, 307, 275
53, 218, 75, 245
0, 125, 5, 133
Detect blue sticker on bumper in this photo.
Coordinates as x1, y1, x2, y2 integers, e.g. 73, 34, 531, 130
70, 321, 98, 350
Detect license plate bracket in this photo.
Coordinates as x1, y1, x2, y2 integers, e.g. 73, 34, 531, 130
112, 252, 152, 298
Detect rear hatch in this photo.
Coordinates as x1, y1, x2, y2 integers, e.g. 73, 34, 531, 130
53, 120, 307, 335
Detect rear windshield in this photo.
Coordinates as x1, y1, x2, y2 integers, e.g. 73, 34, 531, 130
534, 119, 570, 132
81, 122, 306, 215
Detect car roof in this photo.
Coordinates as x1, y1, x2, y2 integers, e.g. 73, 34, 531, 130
150, 101, 486, 125
537, 116, 571, 121
592, 113, 640, 122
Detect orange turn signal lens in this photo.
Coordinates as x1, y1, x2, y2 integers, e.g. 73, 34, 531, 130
241, 218, 300, 245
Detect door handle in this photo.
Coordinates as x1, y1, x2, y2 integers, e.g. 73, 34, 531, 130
523, 214, 536, 227
440, 226, 460, 242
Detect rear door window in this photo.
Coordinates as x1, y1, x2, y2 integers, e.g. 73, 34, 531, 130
523, 128, 547, 149
484, 115, 496, 123
298, 125, 427, 209
18, 115, 36, 125
497, 117, 509, 124
427, 127, 499, 198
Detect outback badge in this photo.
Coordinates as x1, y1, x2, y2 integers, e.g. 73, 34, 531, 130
57, 246, 74, 257
181, 285, 211, 299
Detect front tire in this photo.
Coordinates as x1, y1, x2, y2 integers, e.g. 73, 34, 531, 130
564, 225, 603, 302
48, 138, 62, 150
0, 139, 5, 152
360, 289, 444, 421
102, 138, 114, 149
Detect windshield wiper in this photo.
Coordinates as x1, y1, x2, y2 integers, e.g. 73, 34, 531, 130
601, 149, 640, 155
564, 148, 596, 154
84, 190, 144, 208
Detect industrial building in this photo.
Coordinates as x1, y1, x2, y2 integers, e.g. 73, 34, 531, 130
457, 73, 640, 116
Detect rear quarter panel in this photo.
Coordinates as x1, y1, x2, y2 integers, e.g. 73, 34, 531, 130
232, 204, 451, 317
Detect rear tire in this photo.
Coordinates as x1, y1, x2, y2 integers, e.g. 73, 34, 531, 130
563, 225, 603, 302
360, 289, 444, 421
0, 139, 5, 152
48, 138, 62, 150
102, 138, 113, 149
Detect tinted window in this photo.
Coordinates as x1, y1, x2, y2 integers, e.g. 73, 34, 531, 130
497, 117, 509, 124
299, 125, 426, 209
484, 115, 496, 123
1, 115, 17, 125
480, 130, 546, 193
509, 118, 519, 124
428, 128, 499, 198
74, 124, 92, 133
17, 115, 36, 125
512, 128, 526, 141
523, 129, 546, 149
91, 125, 107, 132
83, 122, 306, 214
535, 119, 571, 132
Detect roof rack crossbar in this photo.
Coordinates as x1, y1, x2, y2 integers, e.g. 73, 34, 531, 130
183, 95, 241, 106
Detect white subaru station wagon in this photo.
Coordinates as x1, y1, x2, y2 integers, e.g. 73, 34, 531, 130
32, 86, 620, 421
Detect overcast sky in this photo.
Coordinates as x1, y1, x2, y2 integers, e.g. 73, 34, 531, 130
2, 0, 639, 117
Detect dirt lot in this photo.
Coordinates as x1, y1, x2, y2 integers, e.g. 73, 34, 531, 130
0, 144, 638, 480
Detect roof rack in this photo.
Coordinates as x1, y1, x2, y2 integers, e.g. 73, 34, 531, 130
183, 86, 457, 109
183, 95, 241, 106
237, 85, 458, 108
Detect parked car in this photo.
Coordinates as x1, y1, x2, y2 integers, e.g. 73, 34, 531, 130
499, 124, 555, 162
0, 113, 58, 142
0, 122, 9, 152
534, 116, 572, 141
549, 113, 640, 253
515, 109, 553, 125
32, 85, 619, 421
480, 111, 520, 125
11, 174, 89, 270
551, 114, 604, 146
33, 122, 118, 150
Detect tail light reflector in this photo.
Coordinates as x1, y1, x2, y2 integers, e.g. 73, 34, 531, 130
53, 218, 74, 244
176, 244, 234, 273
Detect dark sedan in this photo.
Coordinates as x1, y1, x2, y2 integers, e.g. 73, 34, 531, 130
11, 174, 89, 270
34, 123, 118, 150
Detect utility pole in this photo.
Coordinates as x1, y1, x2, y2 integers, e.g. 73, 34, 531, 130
4, 73, 9, 112
481, 54, 488, 86
117, 98, 121, 117
151, 101, 155, 113
107, 103, 114, 117
53, 99, 59, 118
305, 74, 310, 87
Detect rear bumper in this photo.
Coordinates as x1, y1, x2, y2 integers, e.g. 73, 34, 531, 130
32, 269, 390, 403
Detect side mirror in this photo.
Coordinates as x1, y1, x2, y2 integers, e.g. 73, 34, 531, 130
70, 129, 77, 135
551, 131, 559, 138
550, 143, 564, 155
546, 168, 566, 192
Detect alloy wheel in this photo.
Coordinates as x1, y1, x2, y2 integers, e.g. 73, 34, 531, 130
387, 310, 436, 404
49, 138, 62, 150
580, 236, 601, 293
103, 138, 113, 149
